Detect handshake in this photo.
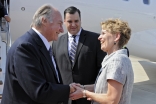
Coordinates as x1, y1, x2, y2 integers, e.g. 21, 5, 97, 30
69, 83, 93, 101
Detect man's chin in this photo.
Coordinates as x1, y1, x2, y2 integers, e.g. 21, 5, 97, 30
71, 32, 77, 35
69, 30, 77, 35
54, 37, 58, 41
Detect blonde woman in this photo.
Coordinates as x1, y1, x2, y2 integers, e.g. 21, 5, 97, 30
70, 19, 134, 104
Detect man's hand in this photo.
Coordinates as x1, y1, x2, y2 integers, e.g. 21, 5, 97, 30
69, 83, 76, 93
4, 15, 11, 22
69, 84, 84, 100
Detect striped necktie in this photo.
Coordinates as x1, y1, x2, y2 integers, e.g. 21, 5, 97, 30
69, 35, 77, 65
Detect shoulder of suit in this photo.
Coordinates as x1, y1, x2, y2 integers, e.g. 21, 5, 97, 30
83, 29, 99, 35
52, 33, 67, 45
56, 33, 67, 41
13, 30, 38, 47
82, 29, 100, 37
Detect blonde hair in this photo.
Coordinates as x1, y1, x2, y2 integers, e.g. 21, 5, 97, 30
101, 19, 131, 48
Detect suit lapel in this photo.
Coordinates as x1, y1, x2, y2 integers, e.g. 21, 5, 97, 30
73, 30, 87, 67
28, 29, 59, 83
53, 55, 63, 84
63, 34, 72, 66
39, 47, 58, 82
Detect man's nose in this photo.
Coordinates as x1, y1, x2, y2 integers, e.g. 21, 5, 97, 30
71, 23, 76, 26
60, 26, 64, 33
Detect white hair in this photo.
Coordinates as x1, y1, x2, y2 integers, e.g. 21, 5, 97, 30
31, 4, 54, 27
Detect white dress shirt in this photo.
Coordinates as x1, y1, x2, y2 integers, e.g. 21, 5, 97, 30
68, 28, 82, 56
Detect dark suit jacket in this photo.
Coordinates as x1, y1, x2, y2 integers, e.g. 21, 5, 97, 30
2, 29, 70, 104
52, 29, 106, 104
0, 2, 7, 18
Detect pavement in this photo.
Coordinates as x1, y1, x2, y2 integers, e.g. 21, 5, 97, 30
130, 56, 156, 104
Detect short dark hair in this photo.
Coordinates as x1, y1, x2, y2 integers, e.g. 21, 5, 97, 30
64, 6, 81, 19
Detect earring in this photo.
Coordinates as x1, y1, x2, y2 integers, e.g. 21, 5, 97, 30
114, 42, 116, 45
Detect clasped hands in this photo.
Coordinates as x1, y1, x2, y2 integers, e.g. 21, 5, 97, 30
69, 83, 86, 100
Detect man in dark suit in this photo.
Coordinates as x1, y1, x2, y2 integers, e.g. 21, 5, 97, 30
0, 1, 11, 22
52, 6, 106, 104
2, 4, 74, 104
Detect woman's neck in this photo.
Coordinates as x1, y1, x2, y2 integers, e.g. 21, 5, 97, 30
107, 46, 120, 55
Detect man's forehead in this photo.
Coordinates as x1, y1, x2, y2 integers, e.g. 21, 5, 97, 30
65, 12, 80, 18
65, 18, 79, 21
53, 11, 63, 21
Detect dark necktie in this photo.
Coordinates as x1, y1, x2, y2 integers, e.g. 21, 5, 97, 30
49, 46, 53, 57
49, 46, 60, 83
69, 35, 77, 65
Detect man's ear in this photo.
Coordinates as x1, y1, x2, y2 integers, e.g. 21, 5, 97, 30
42, 17, 48, 26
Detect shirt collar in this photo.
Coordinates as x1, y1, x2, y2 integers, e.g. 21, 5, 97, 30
32, 27, 50, 50
103, 49, 127, 63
